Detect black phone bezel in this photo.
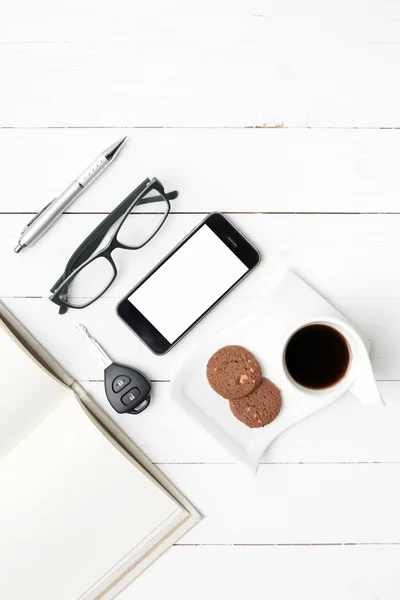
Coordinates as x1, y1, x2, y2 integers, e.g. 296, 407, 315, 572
116, 213, 261, 355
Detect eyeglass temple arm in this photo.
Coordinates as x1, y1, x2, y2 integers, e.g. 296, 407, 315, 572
50, 184, 177, 313
137, 190, 177, 206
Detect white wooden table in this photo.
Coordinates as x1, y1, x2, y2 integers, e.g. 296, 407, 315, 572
2, 2, 400, 598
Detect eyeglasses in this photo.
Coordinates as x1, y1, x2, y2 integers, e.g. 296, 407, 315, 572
49, 177, 177, 314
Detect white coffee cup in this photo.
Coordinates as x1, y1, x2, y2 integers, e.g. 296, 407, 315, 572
282, 317, 384, 405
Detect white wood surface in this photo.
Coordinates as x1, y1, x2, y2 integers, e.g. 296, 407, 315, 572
4, 294, 400, 381
118, 545, 400, 600
2, 0, 400, 598
2, 42, 400, 128
3, 0, 399, 43
1, 129, 400, 213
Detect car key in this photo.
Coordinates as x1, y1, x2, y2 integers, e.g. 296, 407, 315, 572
76, 324, 151, 415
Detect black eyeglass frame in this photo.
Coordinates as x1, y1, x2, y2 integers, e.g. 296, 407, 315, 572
49, 177, 176, 312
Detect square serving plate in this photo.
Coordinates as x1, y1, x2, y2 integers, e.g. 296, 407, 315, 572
171, 271, 372, 472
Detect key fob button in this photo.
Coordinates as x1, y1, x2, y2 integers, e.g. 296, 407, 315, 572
112, 375, 131, 393
121, 387, 141, 406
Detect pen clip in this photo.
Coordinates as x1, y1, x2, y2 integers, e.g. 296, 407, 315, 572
21, 198, 57, 234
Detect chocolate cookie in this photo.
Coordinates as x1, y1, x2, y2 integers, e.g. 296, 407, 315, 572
206, 345, 262, 400
229, 378, 281, 428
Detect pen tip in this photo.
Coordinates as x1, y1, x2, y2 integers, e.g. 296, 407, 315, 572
14, 243, 25, 253
117, 136, 127, 149
104, 136, 127, 161
115, 136, 127, 147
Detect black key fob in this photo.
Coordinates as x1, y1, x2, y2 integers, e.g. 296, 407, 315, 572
104, 362, 152, 414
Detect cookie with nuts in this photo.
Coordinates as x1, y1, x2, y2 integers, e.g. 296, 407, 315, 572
206, 345, 262, 400
229, 377, 281, 428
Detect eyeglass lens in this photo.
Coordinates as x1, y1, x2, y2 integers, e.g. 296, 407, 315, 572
54, 185, 169, 307
56, 257, 115, 308
116, 190, 169, 248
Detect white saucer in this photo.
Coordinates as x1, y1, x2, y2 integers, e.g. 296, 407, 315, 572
171, 271, 372, 472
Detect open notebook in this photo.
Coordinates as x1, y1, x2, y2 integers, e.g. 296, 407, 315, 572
0, 303, 200, 600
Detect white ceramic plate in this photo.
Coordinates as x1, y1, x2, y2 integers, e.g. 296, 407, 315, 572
171, 271, 377, 472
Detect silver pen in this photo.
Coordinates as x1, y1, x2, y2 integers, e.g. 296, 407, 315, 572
14, 136, 127, 253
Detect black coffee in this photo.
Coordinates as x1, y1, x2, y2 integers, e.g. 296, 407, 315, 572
285, 324, 350, 390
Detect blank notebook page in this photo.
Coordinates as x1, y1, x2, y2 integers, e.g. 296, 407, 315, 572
0, 397, 186, 600
0, 322, 70, 457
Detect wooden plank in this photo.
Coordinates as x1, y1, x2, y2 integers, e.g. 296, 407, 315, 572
82, 380, 400, 465
1, 294, 399, 380
118, 545, 400, 600
0, 296, 260, 382
2, 0, 399, 43
2, 213, 400, 298
1, 43, 400, 127
150, 462, 400, 543
1, 128, 400, 214
158, 463, 400, 543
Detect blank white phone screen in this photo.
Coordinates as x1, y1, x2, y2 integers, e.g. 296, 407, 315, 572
127, 224, 249, 343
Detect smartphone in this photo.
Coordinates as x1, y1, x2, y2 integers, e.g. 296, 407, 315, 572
116, 213, 260, 354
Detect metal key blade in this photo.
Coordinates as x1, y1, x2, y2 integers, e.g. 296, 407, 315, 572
76, 324, 113, 367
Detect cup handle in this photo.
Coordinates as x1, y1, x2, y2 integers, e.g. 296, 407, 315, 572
349, 378, 385, 406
